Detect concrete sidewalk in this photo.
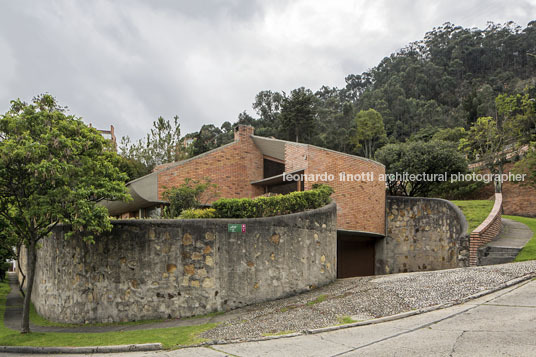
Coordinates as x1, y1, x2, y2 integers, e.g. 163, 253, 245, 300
488, 218, 533, 249
10, 278, 533, 357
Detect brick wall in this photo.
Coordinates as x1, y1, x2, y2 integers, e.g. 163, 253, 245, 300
158, 126, 264, 202
158, 126, 386, 235
284, 143, 308, 172
469, 193, 503, 266
285, 144, 386, 235
467, 163, 536, 217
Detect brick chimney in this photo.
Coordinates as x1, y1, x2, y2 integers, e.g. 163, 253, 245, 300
234, 125, 255, 141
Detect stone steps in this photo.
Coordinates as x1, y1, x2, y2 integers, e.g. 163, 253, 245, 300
478, 246, 520, 266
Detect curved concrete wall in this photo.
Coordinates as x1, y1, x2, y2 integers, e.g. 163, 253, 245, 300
377, 197, 470, 274
29, 203, 337, 324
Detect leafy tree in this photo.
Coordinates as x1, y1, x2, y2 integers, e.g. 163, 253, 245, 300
252, 90, 284, 123
513, 146, 536, 187
162, 178, 219, 218
375, 140, 467, 196
0, 94, 130, 333
115, 155, 151, 182
189, 124, 234, 156
352, 109, 386, 158
120, 115, 186, 172
279, 87, 317, 142
460, 116, 510, 192
432, 127, 467, 143
495, 89, 536, 144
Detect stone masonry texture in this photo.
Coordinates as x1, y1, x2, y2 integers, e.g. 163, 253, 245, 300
25, 203, 337, 324
380, 196, 470, 274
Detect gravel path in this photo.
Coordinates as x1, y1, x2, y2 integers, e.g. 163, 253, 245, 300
201, 261, 536, 342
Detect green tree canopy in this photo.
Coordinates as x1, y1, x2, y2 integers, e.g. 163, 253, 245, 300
0, 94, 130, 333
120, 115, 186, 173
375, 140, 467, 196
352, 109, 386, 158
279, 87, 317, 143
460, 116, 509, 192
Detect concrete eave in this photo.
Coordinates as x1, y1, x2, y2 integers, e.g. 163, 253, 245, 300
100, 172, 164, 215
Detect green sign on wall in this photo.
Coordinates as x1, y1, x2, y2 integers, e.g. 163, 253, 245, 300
228, 224, 241, 233
228, 224, 246, 233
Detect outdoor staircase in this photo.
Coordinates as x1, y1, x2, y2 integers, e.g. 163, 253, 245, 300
478, 246, 521, 266
477, 218, 532, 266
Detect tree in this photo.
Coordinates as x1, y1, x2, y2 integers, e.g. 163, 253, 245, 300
352, 109, 386, 158
252, 90, 284, 123
0, 94, 130, 333
115, 155, 151, 182
375, 140, 467, 196
495, 89, 536, 144
189, 124, 231, 156
279, 87, 317, 142
120, 115, 186, 172
431, 127, 467, 143
460, 116, 507, 192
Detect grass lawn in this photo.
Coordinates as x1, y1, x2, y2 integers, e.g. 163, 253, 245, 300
504, 215, 536, 262
451, 200, 494, 232
0, 282, 217, 349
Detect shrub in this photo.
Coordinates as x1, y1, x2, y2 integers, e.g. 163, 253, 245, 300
178, 208, 217, 219
212, 184, 334, 218
162, 178, 219, 218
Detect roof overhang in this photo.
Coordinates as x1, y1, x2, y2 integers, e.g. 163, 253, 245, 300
100, 172, 164, 216
251, 135, 289, 161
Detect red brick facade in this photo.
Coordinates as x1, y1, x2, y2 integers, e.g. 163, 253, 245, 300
283, 144, 386, 234
158, 126, 264, 202
155, 125, 386, 235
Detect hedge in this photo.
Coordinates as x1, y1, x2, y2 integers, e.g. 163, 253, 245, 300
178, 208, 217, 219
211, 184, 334, 218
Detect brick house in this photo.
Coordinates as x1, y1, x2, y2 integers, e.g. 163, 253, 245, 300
103, 125, 386, 276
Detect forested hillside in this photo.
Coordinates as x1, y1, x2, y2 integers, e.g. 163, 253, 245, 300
175, 21, 536, 155
120, 21, 536, 185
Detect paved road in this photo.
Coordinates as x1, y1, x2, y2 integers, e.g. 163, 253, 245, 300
6, 278, 536, 357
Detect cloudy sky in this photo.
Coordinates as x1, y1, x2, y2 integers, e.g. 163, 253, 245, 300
0, 1, 534, 141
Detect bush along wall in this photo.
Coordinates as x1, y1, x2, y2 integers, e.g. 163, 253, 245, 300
211, 184, 334, 219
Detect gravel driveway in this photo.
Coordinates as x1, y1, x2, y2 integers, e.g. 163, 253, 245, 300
202, 261, 536, 342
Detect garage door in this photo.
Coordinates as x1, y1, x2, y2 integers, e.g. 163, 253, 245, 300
337, 233, 376, 278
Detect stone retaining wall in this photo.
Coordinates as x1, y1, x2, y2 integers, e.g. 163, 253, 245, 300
470, 193, 503, 266
24, 203, 337, 324
378, 197, 470, 274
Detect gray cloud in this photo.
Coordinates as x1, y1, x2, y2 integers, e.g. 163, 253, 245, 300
0, 0, 534, 141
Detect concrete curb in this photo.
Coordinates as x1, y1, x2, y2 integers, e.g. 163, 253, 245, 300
0, 343, 162, 354
209, 272, 536, 345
